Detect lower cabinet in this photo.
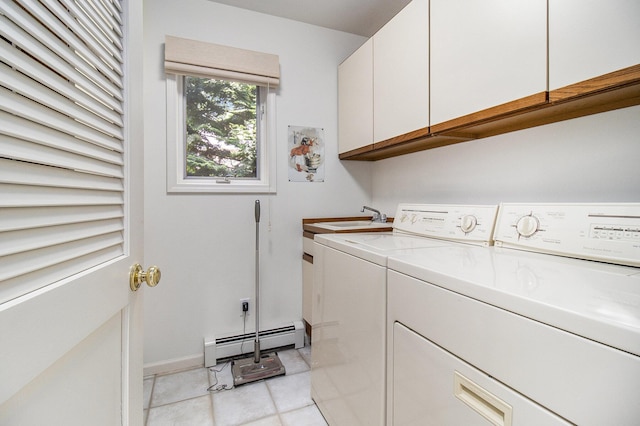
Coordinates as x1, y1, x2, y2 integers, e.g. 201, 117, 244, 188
302, 253, 312, 333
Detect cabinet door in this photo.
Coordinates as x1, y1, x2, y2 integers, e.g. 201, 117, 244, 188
338, 39, 373, 154
302, 257, 312, 325
430, 0, 547, 126
373, 0, 429, 143
549, 0, 640, 90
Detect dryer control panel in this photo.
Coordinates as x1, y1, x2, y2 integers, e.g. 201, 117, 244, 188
392, 204, 498, 246
494, 203, 640, 267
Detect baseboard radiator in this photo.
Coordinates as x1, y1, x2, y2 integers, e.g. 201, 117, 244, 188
204, 320, 305, 367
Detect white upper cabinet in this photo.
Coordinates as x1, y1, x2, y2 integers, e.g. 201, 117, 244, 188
338, 39, 373, 154
373, 0, 429, 143
430, 0, 547, 126
549, 0, 640, 91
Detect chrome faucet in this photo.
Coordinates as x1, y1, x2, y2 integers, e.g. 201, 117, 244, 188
361, 206, 387, 223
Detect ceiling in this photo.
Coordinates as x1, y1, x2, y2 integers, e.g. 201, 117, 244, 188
208, 0, 412, 37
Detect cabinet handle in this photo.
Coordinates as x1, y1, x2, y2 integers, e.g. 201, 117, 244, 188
454, 371, 512, 426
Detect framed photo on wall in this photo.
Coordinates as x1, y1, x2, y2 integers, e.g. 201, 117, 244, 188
288, 125, 324, 182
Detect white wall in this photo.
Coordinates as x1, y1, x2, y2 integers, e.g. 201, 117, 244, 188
372, 105, 640, 213
143, 0, 369, 367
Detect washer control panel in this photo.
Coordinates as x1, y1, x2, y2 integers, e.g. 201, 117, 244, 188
494, 203, 640, 267
393, 204, 498, 246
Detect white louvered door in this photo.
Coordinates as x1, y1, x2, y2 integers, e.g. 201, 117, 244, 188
0, 0, 145, 425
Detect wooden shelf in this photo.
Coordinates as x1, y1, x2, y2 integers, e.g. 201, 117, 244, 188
340, 131, 472, 161
340, 64, 640, 161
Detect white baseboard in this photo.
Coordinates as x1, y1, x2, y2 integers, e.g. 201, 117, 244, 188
143, 321, 305, 376
204, 320, 304, 367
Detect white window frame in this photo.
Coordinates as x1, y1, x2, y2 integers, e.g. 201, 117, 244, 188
166, 74, 277, 193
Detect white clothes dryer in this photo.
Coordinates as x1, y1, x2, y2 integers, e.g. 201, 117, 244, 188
310, 204, 498, 426
386, 203, 640, 426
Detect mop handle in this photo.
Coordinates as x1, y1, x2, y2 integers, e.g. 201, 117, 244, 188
254, 200, 261, 362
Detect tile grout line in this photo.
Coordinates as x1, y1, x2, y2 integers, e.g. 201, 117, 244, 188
144, 375, 156, 426
149, 393, 212, 410
206, 362, 233, 425
263, 377, 284, 425
207, 366, 216, 426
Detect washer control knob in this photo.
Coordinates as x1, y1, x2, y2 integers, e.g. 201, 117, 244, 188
516, 215, 539, 238
460, 215, 478, 233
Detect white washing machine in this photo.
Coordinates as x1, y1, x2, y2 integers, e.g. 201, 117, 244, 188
386, 203, 640, 426
311, 204, 498, 426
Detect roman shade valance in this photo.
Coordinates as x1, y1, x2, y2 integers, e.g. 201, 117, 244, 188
164, 35, 280, 87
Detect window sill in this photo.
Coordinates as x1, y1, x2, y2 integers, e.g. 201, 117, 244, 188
167, 179, 276, 194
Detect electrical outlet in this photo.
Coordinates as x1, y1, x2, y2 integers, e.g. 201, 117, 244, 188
240, 298, 250, 316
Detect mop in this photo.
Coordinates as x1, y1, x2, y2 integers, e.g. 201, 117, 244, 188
232, 200, 286, 386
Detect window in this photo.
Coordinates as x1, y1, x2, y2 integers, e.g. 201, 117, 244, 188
185, 77, 260, 179
165, 36, 279, 193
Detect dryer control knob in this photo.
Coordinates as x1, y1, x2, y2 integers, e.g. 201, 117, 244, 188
460, 215, 478, 233
516, 215, 539, 238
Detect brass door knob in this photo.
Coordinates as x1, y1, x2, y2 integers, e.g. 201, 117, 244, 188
129, 263, 161, 291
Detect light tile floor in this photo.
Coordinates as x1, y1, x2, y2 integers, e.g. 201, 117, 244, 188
144, 346, 328, 426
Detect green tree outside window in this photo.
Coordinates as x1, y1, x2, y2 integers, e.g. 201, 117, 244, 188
185, 77, 258, 178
